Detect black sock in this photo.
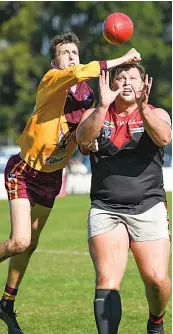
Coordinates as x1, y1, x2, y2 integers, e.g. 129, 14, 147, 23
94, 289, 122, 334
148, 311, 165, 329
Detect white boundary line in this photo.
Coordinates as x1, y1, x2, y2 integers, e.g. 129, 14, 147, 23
36, 248, 133, 256
36, 249, 89, 256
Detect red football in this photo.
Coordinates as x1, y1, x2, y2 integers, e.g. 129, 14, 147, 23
102, 12, 134, 45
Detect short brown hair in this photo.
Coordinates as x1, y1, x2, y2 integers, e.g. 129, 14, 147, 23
110, 62, 145, 82
49, 32, 80, 60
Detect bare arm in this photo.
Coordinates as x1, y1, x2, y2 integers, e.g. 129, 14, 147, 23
135, 75, 172, 146
140, 106, 171, 146
76, 106, 108, 147
76, 71, 123, 146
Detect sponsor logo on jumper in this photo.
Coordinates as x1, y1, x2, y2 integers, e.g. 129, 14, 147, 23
116, 120, 143, 126
103, 121, 114, 128
129, 127, 144, 133
43, 156, 67, 165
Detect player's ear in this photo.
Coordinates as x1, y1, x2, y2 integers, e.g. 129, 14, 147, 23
110, 79, 117, 91
110, 72, 116, 90
109, 73, 112, 89
51, 60, 58, 69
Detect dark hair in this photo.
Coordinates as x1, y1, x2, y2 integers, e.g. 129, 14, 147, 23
110, 62, 145, 82
49, 32, 80, 60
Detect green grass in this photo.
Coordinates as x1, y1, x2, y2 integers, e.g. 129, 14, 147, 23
0, 193, 172, 334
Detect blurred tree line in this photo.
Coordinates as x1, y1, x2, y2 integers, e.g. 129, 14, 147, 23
0, 1, 172, 141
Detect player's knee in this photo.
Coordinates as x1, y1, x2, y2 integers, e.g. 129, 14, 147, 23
96, 273, 120, 290
145, 271, 170, 291
9, 238, 31, 254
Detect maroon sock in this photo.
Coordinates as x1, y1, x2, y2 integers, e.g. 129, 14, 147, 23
1, 284, 18, 313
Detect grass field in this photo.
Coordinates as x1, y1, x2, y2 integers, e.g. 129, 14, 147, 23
0, 193, 172, 334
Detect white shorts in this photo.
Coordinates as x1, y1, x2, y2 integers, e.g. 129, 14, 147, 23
88, 202, 170, 242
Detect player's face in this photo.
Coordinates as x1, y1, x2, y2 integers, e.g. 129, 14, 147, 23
53, 43, 80, 69
111, 67, 143, 104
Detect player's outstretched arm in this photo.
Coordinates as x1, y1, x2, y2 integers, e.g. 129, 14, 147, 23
39, 48, 141, 97
107, 48, 141, 69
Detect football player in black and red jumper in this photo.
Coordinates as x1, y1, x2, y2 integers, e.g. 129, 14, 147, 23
77, 63, 171, 334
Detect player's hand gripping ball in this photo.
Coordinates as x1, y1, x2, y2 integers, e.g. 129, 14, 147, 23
102, 12, 134, 45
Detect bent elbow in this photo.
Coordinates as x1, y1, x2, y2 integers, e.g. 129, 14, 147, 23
79, 139, 91, 147
157, 134, 172, 147
78, 138, 91, 148
162, 132, 172, 146
163, 137, 172, 147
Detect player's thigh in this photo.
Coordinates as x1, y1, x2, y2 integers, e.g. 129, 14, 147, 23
9, 198, 31, 241
131, 239, 170, 284
31, 203, 52, 240
89, 223, 129, 283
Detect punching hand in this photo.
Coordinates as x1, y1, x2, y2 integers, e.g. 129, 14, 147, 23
122, 48, 141, 64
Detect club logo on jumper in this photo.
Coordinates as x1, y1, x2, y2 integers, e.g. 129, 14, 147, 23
57, 130, 76, 149
102, 128, 112, 139
44, 130, 76, 164
53, 131, 76, 155
8, 173, 17, 180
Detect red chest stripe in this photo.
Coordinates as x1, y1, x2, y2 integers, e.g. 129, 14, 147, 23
103, 104, 154, 149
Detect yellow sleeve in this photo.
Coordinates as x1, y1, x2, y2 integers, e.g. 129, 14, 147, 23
40, 61, 101, 93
